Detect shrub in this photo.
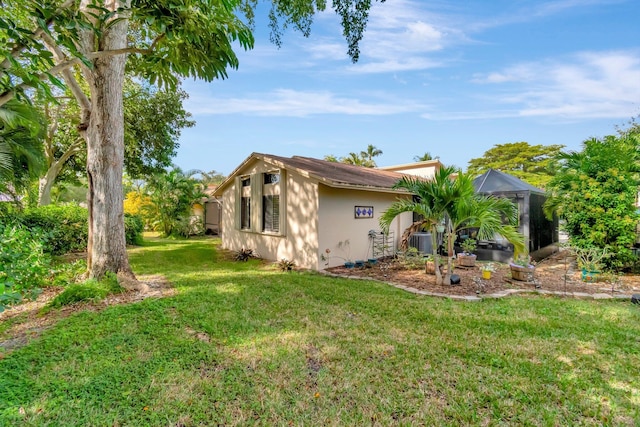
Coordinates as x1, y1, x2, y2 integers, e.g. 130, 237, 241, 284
0, 224, 50, 312
1, 205, 144, 254
544, 134, 640, 270
396, 247, 424, 270
235, 248, 258, 261
277, 258, 296, 271
46, 272, 123, 309
175, 215, 205, 238
16, 204, 88, 255
124, 213, 144, 245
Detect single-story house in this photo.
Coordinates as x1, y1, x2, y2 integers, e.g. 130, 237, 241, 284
213, 153, 442, 270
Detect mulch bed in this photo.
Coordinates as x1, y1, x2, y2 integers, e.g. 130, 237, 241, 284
325, 250, 640, 298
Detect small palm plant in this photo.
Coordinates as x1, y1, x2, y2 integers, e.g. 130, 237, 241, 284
379, 167, 525, 285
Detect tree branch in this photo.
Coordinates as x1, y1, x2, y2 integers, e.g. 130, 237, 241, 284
1, 0, 76, 70
0, 47, 150, 107
41, 32, 92, 115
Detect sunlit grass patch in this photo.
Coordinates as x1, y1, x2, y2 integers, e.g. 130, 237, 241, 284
1, 236, 639, 425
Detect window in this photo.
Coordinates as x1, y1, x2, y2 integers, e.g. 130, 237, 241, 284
240, 197, 251, 230
236, 170, 284, 234
263, 195, 280, 233
264, 173, 280, 184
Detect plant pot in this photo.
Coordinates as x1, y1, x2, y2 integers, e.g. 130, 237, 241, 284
510, 263, 535, 282
368, 258, 378, 265
355, 260, 365, 268
344, 261, 355, 269
581, 269, 599, 283
482, 270, 492, 280
457, 254, 477, 267
425, 260, 436, 275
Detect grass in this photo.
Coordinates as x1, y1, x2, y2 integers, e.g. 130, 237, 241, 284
43, 272, 124, 312
1, 236, 640, 425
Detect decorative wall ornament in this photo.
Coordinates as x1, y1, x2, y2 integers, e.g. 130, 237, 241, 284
355, 206, 374, 218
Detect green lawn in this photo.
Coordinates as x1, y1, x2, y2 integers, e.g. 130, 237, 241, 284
1, 236, 640, 426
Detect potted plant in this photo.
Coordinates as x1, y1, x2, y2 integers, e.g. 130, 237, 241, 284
479, 262, 496, 280
509, 253, 535, 282
457, 238, 477, 267
424, 254, 438, 275
321, 240, 355, 268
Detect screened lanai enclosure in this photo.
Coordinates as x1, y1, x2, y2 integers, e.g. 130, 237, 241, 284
465, 169, 558, 262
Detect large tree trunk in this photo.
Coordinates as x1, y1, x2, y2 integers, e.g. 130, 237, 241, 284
81, 0, 133, 279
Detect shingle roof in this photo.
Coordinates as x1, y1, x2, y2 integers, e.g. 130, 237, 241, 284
214, 152, 412, 195
473, 169, 544, 194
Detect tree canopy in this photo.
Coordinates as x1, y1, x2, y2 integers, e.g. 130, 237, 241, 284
467, 142, 564, 189
36, 80, 194, 205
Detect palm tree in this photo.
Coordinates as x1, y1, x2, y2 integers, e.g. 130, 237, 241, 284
0, 100, 45, 199
360, 144, 383, 167
143, 167, 206, 236
413, 152, 435, 162
380, 166, 524, 285
341, 152, 367, 166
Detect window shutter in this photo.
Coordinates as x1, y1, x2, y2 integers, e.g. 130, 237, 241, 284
252, 173, 261, 232
234, 177, 241, 230
278, 170, 286, 235
262, 195, 280, 233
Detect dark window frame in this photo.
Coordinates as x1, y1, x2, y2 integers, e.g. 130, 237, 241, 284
240, 196, 251, 230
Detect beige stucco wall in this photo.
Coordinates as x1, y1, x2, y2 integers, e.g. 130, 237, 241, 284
379, 160, 442, 180
219, 160, 320, 270
317, 185, 413, 269
219, 158, 413, 271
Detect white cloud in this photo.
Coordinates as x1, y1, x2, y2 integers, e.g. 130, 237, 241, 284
305, 40, 349, 61
186, 89, 426, 117
441, 50, 640, 120
299, 0, 461, 74
468, 0, 625, 31
347, 58, 443, 74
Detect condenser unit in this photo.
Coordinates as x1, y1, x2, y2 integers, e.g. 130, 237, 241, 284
408, 232, 433, 255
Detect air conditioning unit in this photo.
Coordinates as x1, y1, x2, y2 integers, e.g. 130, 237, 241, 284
408, 232, 433, 255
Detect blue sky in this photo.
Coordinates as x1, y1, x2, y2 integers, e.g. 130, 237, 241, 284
174, 0, 640, 176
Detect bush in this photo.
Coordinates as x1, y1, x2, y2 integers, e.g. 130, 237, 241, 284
16, 204, 88, 255
175, 215, 205, 238
1, 204, 144, 254
124, 213, 144, 245
46, 272, 123, 309
0, 224, 51, 312
396, 247, 425, 270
